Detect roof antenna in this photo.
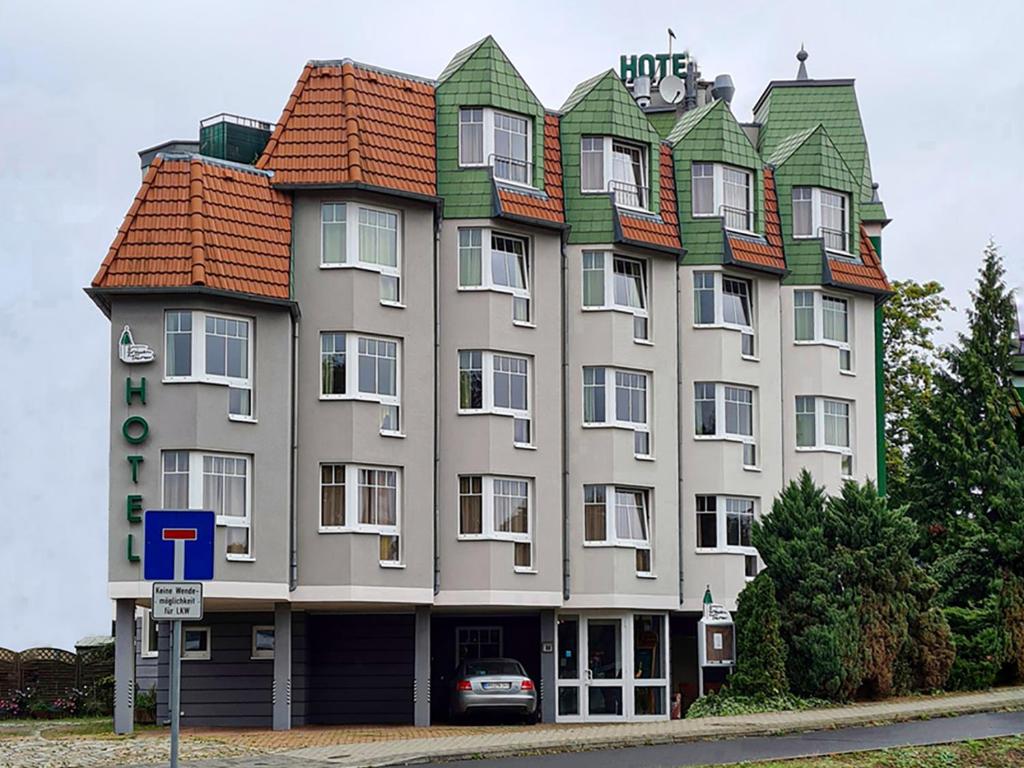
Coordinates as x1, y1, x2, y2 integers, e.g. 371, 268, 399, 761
796, 44, 809, 80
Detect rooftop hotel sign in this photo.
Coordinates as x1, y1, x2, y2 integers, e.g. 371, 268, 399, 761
619, 52, 690, 86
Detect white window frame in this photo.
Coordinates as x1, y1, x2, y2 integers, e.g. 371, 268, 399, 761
691, 270, 755, 332
163, 310, 254, 421
581, 366, 652, 458
140, 608, 158, 659
457, 228, 532, 324
580, 136, 649, 211
583, 484, 653, 549
693, 382, 758, 466
791, 187, 851, 255
795, 396, 854, 463
318, 332, 402, 434
181, 626, 210, 661
581, 252, 650, 341
251, 625, 275, 660
694, 494, 758, 555
691, 163, 755, 233
457, 475, 533, 571
161, 450, 252, 561
320, 202, 403, 304
793, 290, 854, 372
458, 107, 533, 187
457, 350, 531, 421
317, 462, 401, 534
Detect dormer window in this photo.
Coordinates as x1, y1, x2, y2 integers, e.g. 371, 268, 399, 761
691, 163, 754, 232
459, 108, 532, 186
792, 187, 850, 254
581, 137, 649, 209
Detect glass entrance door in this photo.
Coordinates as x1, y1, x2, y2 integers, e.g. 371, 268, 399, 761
585, 618, 624, 719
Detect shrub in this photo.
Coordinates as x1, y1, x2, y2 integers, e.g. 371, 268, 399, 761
729, 574, 787, 696
685, 689, 829, 719
910, 607, 956, 691
998, 571, 1024, 682
945, 605, 1002, 690
0, 698, 19, 719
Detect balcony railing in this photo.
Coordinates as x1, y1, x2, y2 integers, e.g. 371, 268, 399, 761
720, 204, 755, 233
819, 226, 852, 256
609, 180, 650, 211
488, 153, 533, 186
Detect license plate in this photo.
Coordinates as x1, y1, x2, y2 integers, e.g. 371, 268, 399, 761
483, 682, 511, 690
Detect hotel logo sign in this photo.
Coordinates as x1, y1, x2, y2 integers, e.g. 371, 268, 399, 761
619, 52, 689, 86
118, 325, 155, 364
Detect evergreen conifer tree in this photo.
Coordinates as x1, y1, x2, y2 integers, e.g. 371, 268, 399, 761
729, 573, 788, 696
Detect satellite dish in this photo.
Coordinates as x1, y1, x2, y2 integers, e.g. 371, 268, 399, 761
659, 74, 685, 104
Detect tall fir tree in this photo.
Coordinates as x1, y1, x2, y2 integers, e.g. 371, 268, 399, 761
729, 573, 788, 696
903, 241, 1024, 602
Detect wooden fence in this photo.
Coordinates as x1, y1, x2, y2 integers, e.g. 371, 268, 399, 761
0, 645, 114, 700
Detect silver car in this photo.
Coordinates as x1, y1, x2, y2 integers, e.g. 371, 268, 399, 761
449, 658, 538, 721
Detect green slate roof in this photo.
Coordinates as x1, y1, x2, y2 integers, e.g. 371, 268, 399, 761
765, 124, 820, 166
560, 71, 611, 113
756, 81, 875, 203
665, 98, 718, 144
438, 37, 487, 83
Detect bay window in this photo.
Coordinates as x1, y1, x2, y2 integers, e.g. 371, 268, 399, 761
581, 252, 649, 341
458, 350, 531, 445
792, 187, 850, 253
795, 396, 854, 476
319, 332, 401, 434
693, 382, 757, 467
162, 450, 251, 559
580, 137, 649, 209
458, 475, 532, 571
695, 494, 757, 552
320, 202, 402, 303
458, 229, 531, 323
583, 485, 652, 574
692, 271, 755, 356
793, 290, 853, 372
164, 310, 253, 419
318, 463, 401, 565
458, 107, 532, 186
691, 163, 754, 231
583, 367, 651, 457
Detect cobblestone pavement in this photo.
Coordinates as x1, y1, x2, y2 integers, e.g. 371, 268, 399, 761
3, 687, 1023, 768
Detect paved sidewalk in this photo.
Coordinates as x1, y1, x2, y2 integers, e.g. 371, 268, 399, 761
190, 686, 1024, 768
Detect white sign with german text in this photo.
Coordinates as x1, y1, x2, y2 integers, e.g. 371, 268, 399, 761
152, 582, 204, 621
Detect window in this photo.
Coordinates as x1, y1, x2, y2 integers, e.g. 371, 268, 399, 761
456, 626, 503, 664
252, 626, 274, 660
457, 229, 531, 323
793, 290, 853, 371
140, 609, 158, 659
181, 627, 210, 660
693, 383, 757, 467
581, 252, 649, 340
458, 476, 532, 571
583, 485, 652, 573
692, 272, 756, 356
318, 463, 401, 564
458, 108, 532, 185
580, 137, 649, 209
582, 367, 651, 457
320, 202, 402, 303
164, 310, 253, 419
695, 495, 758, 552
795, 396, 854, 474
691, 163, 754, 231
791, 187, 850, 253
320, 332, 401, 434
458, 351, 531, 445
163, 451, 251, 559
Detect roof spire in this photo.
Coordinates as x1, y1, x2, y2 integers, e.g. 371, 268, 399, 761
796, 44, 809, 80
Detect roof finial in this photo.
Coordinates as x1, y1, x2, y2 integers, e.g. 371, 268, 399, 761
796, 44, 809, 80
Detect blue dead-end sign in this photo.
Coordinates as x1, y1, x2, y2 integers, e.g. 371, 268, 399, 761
144, 510, 215, 581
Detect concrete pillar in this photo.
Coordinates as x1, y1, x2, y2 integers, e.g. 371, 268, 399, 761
113, 599, 135, 735
540, 609, 557, 723
272, 603, 292, 731
414, 606, 431, 726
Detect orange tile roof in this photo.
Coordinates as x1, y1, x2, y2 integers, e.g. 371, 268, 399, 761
92, 155, 293, 301
257, 62, 436, 197
615, 144, 682, 253
826, 223, 891, 294
724, 167, 787, 274
494, 113, 565, 225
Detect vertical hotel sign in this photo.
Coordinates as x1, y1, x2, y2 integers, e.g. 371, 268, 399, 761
119, 326, 155, 563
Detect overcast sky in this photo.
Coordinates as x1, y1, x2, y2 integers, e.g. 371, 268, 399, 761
1, 1, 1022, 650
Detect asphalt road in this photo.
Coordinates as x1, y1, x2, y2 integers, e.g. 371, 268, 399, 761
424, 710, 1024, 768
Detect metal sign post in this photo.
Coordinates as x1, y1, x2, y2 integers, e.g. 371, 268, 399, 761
144, 511, 215, 768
